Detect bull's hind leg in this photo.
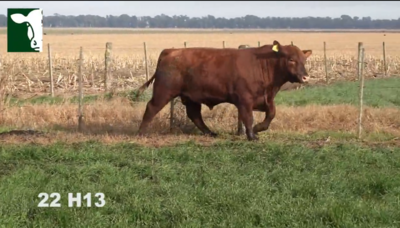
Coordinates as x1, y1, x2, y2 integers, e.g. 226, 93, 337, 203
184, 99, 217, 137
138, 94, 176, 135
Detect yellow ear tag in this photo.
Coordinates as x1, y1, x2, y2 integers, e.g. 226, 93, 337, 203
272, 44, 279, 52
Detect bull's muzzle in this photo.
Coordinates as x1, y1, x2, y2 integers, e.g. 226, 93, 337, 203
302, 75, 310, 82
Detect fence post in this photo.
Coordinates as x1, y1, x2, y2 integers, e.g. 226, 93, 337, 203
182, 41, 189, 124
78, 47, 84, 132
291, 41, 293, 46
323, 41, 328, 83
357, 47, 365, 139
90, 62, 94, 88
383, 42, 387, 77
258, 41, 260, 47
104, 42, 112, 93
47, 43, 54, 97
357, 42, 363, 80
222, 41, 225, 48
143, 42, 149, 81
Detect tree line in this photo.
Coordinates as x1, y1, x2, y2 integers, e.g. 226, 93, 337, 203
0, 14, 399, 29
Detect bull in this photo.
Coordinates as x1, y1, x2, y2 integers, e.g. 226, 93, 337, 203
136, 40, 312, 141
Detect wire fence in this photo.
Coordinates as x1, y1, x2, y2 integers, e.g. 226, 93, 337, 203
0, 40, 399, 96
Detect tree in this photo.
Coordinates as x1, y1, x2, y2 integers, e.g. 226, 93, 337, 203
1, 13, 399, 29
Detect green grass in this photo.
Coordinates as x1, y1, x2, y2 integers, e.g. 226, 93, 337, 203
1, 140, 400, 227
6, 89, 149, 106
275, 77, 400, 108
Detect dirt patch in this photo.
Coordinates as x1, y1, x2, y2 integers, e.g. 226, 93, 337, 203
0, 129, 44, 136
0, 131, 222, 147
0, 129, 397, 149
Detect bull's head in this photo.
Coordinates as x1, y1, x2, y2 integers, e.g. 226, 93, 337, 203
271, 40, 312, 83
11, 9, 43, 52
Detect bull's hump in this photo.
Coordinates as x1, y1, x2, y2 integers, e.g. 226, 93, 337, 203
163, 49, 182, 57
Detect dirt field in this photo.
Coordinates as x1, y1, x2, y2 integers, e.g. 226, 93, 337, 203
2, 29, 400, 56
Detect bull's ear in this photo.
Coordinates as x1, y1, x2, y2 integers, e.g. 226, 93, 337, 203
10, 13, 27, 24
302, 50, 312, 59
272, 40, 281, 53
254, 40, 285, 59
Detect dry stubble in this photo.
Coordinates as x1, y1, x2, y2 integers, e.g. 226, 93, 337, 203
0, 97, 399, 146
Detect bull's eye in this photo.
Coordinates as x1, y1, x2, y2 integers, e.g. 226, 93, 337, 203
289, 58, 295, 63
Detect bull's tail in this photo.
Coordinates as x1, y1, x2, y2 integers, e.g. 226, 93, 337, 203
135, 73, 156, 99
135, 50, 167, 99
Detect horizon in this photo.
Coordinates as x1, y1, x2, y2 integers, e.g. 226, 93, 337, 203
1, 1, 399, 20
1, 13, 398, 20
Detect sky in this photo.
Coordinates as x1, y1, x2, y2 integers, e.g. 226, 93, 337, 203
1, 1, 399, 20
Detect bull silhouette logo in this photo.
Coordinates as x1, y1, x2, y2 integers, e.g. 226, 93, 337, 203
7, 8, 43, 52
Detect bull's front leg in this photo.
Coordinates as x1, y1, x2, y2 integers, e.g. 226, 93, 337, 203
236, 110, 246, 135
237, 103, 258, 141
253, 99, 276, 135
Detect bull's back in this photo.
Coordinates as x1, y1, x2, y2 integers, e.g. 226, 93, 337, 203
158, 48, 243, 82
156, 48, 253, 105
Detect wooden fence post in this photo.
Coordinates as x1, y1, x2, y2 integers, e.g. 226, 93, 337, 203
90, 62, 94, 88
357, 42, 363, 80
47, 43, 54, 97
222, 41, 225, 48
323, 41, 328, 83
78, 47, 84, 132
143, 42, 149, 81
357, 47, 365, 139
258, 41, 260, 47
183, 41, 189, 123
383, 42, 387, 77
291, 41, 293, 46
104, 42, 112, 93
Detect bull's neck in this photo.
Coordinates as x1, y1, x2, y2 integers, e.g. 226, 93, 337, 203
262, 58, 290, 94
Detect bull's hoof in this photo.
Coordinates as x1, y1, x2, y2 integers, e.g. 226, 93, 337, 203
246, 134, 259, 141
205, 132, 218, 138
236, 130, 245, 136
137, 131, 148, 137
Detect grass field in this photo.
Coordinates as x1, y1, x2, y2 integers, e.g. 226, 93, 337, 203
0, 29, 399, 227
1, 140, 400, 227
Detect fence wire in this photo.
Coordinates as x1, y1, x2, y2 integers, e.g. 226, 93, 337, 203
1, 41, 399, 95
0, 42, 398, 104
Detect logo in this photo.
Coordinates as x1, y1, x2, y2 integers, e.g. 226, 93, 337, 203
7, 8, 43, 52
